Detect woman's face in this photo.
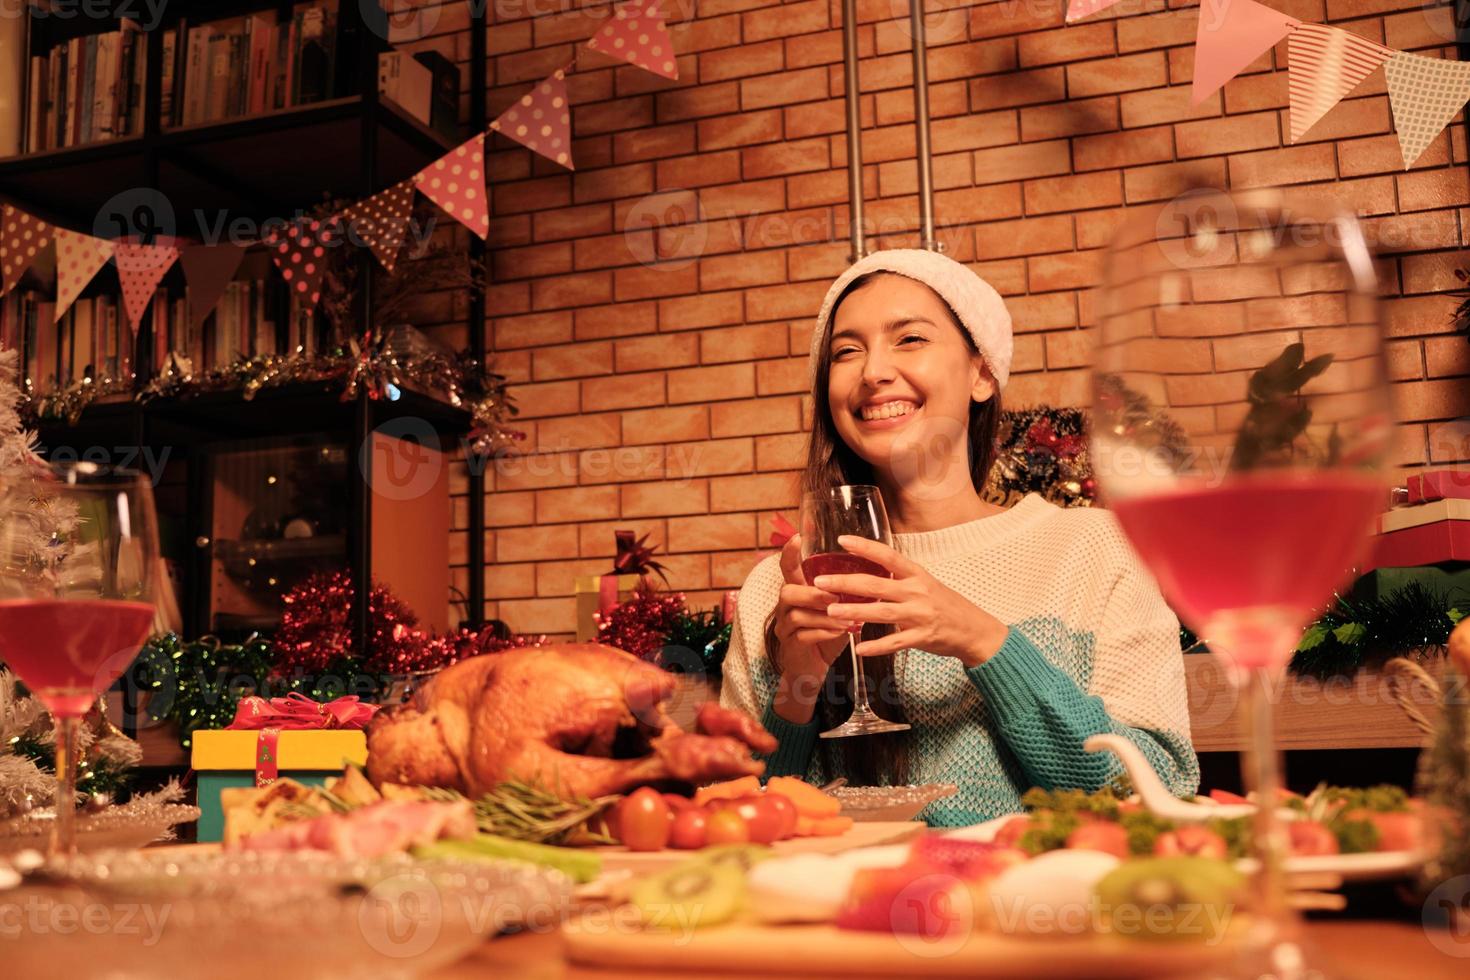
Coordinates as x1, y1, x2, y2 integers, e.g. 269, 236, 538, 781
826, 273, 994, 473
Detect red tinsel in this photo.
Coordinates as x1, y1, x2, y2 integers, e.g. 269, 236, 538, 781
273, 571, 545, 676
595, 585, 687, 661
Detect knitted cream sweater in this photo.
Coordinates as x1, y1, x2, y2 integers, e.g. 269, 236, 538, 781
720, 493, 1200, 827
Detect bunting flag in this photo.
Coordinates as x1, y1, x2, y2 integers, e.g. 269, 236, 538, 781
1287, 25, 1391, 143
1065, 0, 1124, 22
0, 204, 53, 295
1192, 0, 1299, 105
339, 180, 415, 272
1384, 51, 1470, 169
53, 228, 115, 320
114, 240, 180, 329
585, 0, 678, 80
413, 133, 489, 240
490, 67, 574, 170
180, 242, 248, 332
267, 216, 341, 313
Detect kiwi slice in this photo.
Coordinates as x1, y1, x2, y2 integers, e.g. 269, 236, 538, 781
1094, 857, 1244, 943
631, 861, 745, 931
698, 844, 772, 874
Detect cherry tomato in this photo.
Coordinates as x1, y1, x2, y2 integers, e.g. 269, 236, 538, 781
669, 808, 709, 850
616, 787, 672, 852
710, 795, 783, 844
704, 808, 750, 845
1153, 825, 1228, 859
1287, 819, 1340, 857
763, 793, 798, 840
663, 793, 698, 813
1065, 820, 1130, 858
1343, 809, 1421, 853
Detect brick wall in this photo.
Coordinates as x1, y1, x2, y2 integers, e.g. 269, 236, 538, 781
400, 0, 1470, 637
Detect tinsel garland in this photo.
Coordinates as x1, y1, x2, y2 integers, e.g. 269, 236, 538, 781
1289, 582, 1464, 678
594, 585, 732, 674
24, 330, 524, 458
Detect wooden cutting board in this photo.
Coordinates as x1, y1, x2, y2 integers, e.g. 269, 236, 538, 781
586, 821, 925, 875
561, 919, 1238, 977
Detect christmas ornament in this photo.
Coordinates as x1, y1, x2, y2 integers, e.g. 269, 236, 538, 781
595, 583, 687, 660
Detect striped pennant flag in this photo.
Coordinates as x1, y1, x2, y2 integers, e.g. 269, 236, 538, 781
1287, 25, 1391, 143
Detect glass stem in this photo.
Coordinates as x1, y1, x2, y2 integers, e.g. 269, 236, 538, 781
50, 714, 81, 857
1238, 667, 1290, 926
848, 632, 871, 714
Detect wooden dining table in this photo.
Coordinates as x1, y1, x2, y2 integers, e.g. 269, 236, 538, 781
429, 918, 1466, 980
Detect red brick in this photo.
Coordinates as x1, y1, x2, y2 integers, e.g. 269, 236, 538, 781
495, 596, 577, 633
972, 140, 1070, 184
621, 479, 711, 517
929, 38, 1018, 82
493, 310, 573, 349
1068, 52, 1167, 97
1004, 369, 1090, 408
533, 559, 611, 599
614, 262, 701, 301
969, 67, 1066, 111
1361, 209, 1461, 255
1228, 144, 1338, 189
484, 491, 536, 528
578, 518, 667, 558
575, 302, 658, 340
613, 123, 698, 164
658, 82, 741, 122
930, 109, 1022, 153
655, 150, 742, 190
1006, 292, 1079, 332
1020, 96, 1120, 141
668, 363, 757, 404
1395, 379, 1470, 422
533, 341, 614, 381
710, 549, 770, 588
581, 372, 665, 411
698, 109, 784, 150
874, 81, 968, 128
535, 413, 622, 453
1221, 70, 1290, 114
1384, 7, 1456, 50
756, 357, 810, 395
1425, 337, 1470, 378
1284, 96, 1391, 146
535, 485, 620, 524
974, 214, 1074, 260
710, 396, 803, 437
572, 162, 655, 204
667, 513, 757, 552
571, 232, 643, 272
700, 179, 787, 217
709, 472, 799, 512
1074, 125, 1174, 170
492, 175, 572, 215
702, 40, 785, 83
496, 525, 579, 563
533, 204, 614, 242
755, 432, 806, 470
969, 257, 1029, 295
615, 332, 700, 372
741, 67, 829, 110
1017, 22, 1115, 68
1122, 159, 1228, 204
1340, 133, 1450, 177
700, 322, 790, 363
744, 0, 829, 42
743, 138, 831, 179
574, 96, 656, 137
1174, 111, 1280, 159
1028, 249, 1103, 292
530, 271, 613, 311
1397, 168, 1470, 212
932, 183, 1024, 223
665, 438, 757, 478
577, 446, 666, 485
1386, 292, 1457, 333
1120, 85, 1222, 128
1023, 172, 1123, 215
879, 152, 973, 198
622, 405, 710, 445
485, 562, 537, 600
660, 291, 746, 330
670, 12, 743, 53
746, 280, 832, 321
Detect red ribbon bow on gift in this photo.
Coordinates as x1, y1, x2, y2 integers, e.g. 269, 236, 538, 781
226, 694, 379, 787
599, 530, 669, 616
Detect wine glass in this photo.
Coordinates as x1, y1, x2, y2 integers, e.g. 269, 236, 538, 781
1090, 188, 1393, 973
799, 485, 911, 739
0, 462, 160, 854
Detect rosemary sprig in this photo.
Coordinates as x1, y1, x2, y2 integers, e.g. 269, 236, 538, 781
472, 780, 619, 845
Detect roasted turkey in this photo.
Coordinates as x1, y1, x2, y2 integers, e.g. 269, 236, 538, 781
365, 643, 776, 799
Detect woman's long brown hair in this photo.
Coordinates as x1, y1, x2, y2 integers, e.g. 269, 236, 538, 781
764, 271, 1004, 786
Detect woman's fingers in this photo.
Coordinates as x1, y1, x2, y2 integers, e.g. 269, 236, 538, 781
795, 628, 848, 646
779, 582, 838, 610
825, 600, 909, 624
854, 630, 921, 658
809, 572, 901, 601
836, 535, 924, 578
778, 533, 805, 585
786, 606, 852, 632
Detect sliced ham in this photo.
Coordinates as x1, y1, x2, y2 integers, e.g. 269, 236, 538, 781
234, 799, 477, 858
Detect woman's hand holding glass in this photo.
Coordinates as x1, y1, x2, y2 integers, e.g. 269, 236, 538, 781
813, 535, 1008, 668
772, 533, 850, 682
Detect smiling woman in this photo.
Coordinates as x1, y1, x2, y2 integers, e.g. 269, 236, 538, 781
719, 249, 1200, 827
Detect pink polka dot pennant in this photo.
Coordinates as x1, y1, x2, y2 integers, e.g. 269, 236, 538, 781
0, 203, 54, 296
114, 240, 181, 330
490, 67, 575, 171
53, 228, 115, 320
339, 179, 415, 272
266, 215, 342, 315
412, 133, 489, 240
585, 0, 679, 81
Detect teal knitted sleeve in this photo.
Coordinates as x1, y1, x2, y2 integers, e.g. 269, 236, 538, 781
757, 700, 819, 778
965, 629, 1197, 794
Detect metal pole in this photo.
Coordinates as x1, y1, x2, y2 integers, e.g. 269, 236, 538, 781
909, 0, 938, 251
466, 1, 488, 629
840, 0, 867, 262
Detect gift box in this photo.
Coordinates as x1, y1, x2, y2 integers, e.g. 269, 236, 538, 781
1406, 470, 1470, 504
191, 729, 368, 841
576, 530, 668, 641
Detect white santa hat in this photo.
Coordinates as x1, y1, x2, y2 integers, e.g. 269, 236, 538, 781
808, 249, 1014, 391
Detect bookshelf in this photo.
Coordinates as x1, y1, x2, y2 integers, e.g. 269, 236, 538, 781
0, 0, 492, 745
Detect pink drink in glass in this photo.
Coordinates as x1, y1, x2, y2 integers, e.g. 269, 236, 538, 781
0, 598, 155, 717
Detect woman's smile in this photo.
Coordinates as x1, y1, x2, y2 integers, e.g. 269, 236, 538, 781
856, 397, 923, 429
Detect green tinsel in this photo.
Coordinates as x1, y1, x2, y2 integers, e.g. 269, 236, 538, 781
10, 733, 133, 800
657, 610, 732, 676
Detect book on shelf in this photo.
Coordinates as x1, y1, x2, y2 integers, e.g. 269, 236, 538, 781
378, 51, 432, 126
20, 21, 148, 153
1, 292, 129, 392
0, 14, 25, 156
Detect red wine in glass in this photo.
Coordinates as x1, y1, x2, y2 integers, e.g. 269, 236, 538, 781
0, 463, 160, 855
799, 485, 910, 739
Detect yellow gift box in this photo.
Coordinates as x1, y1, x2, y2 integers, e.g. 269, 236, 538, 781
574, 573, 640, 641
190, 729, 368, 770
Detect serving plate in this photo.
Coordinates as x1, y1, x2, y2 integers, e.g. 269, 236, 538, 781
831, 783, 957, 822
0, 801, 201, 855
